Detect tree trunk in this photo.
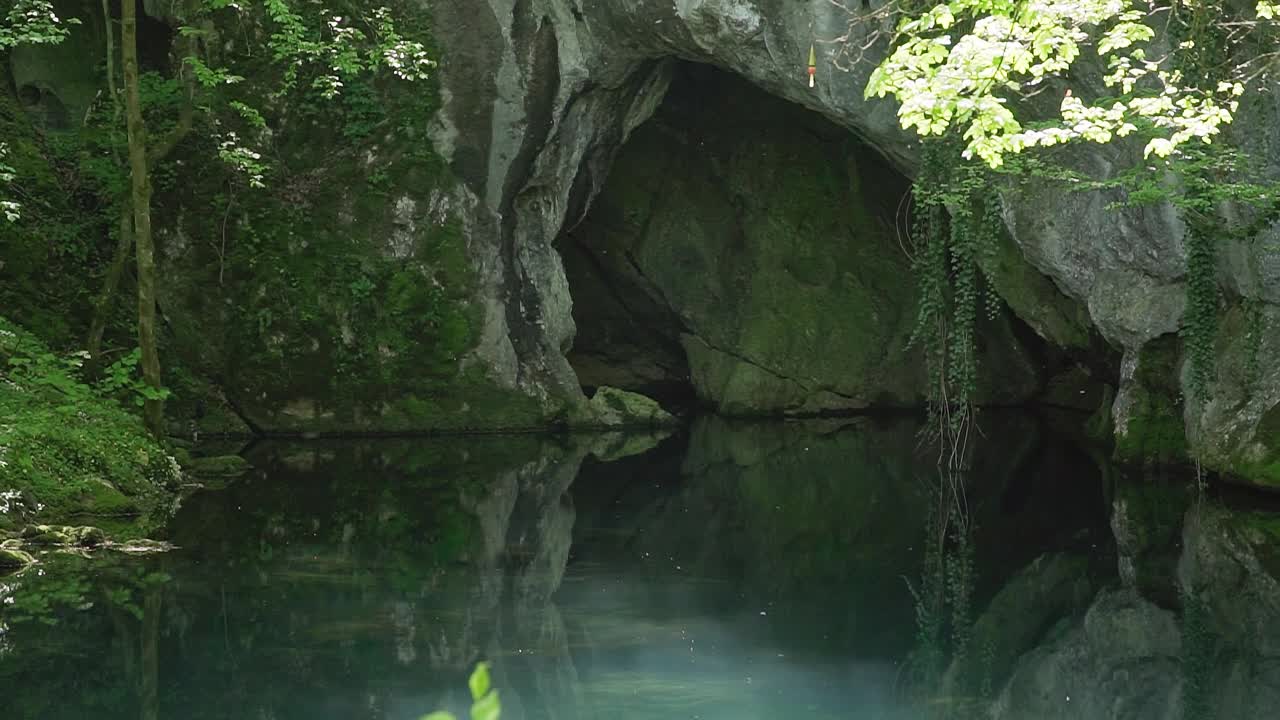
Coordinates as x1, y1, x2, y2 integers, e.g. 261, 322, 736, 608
85, 0, 126, 370
85, 207, 133, 366
122, 0, 164, 436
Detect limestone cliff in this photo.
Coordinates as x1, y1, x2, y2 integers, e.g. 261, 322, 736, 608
4, 0, 1278, 487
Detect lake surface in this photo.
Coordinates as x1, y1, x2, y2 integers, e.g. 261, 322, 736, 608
3, 413, 1279, 719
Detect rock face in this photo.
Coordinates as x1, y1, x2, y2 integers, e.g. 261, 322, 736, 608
581, 386, 678, 428
985, 498, 1280, 719
419, 0, 1278, 479
4, 0, 1276, 483
565, 65, 1040, 413
990, 589, 1184, 720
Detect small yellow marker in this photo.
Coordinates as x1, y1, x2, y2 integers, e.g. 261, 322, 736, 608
808, 44, 817, 88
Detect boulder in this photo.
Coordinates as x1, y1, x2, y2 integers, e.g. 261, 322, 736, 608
583, 387, 677, 428
0, 546, 35, 570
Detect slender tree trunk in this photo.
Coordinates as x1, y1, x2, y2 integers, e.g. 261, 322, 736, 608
122, 0, 164, 436
86, 209, 133, 365
85, 0, 127, 369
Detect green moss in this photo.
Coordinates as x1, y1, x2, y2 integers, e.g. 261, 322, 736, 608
978, 226, 1093, 351
0, 320, 179, 539
1233, 511, 1280, 542
183, 455, 251, 479
1232, 403, 1280, 487
1230, 458, 1280, 488
1114, 335, 1189, 466
0, 60, 111, 346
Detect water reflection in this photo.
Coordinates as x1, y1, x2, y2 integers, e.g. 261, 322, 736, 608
0, 414, 1278, 719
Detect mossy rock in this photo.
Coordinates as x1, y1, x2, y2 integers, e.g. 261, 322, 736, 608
1114, 335, 1188, 466
0, 546, 35, 570
136, 2, 542, 434
569, 66, 1041, 414
19, 524, 106, 547
583, 387, 677, 428
183, 455, 252, 479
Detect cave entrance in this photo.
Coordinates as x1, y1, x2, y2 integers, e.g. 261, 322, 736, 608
559, 63, 923, 415
8, 0, 174, 132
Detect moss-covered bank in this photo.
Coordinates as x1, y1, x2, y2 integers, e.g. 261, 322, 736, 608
0, 318, 179, 540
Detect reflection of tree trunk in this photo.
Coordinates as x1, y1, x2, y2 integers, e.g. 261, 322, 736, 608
105, 592, 138, 681
122, 0, 164, 435
141, 589, 161, 720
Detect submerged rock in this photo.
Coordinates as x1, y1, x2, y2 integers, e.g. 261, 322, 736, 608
990, 590, 1182, 720
990, 499, 1280, 719
183, 454, 252, 479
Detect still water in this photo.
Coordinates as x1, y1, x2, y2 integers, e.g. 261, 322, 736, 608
2, 414, 1278, 719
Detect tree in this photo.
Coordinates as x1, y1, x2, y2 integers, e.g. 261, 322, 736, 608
866, 0, 1280, 168
864, 0, 1280, 411
85, 0, 438, 436
121, 0, 164, 435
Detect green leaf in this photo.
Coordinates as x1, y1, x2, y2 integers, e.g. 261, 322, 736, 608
468, 662, 491, 701
470, 690, 500, 720
420, 713, 456, 720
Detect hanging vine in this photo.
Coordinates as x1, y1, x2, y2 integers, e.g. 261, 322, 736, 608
876, 0, 1280, 419
909, 136, 1003, 466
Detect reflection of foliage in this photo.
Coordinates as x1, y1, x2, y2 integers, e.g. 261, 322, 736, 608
904, 471, 990, 720
1180, 589, 1215, 720
2, 570, 91, 627
0, 552, 175, 718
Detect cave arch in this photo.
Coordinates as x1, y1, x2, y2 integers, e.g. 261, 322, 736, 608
557, 63, 1056, 416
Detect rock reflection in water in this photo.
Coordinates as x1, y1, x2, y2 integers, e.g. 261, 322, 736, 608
0, 415, 1278, 719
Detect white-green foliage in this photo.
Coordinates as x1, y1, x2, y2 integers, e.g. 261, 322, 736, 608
873, 0, 1280, 408
866, 0, 1276, 167
0, 0, 76, 49
0, 143, 17, 222
183, 1, 437, 185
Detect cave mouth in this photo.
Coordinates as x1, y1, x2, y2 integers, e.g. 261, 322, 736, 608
559, 64, 1108, 417
559, 62, 932, 415
8, 0, 174, 132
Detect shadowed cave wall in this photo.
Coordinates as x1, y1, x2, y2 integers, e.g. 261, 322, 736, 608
559, 64, 1053, 416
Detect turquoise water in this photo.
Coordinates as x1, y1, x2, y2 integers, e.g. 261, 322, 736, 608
1, 414, 1272, 719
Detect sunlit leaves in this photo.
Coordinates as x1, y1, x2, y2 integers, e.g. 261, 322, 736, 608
216, 132, 266, 188
248, 1, 437, 97
867, 0, 1254, 167
185, 56, 246, 88
0, 143, 18, 223
0, 0, 79, 50
194, 1, 438, 180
